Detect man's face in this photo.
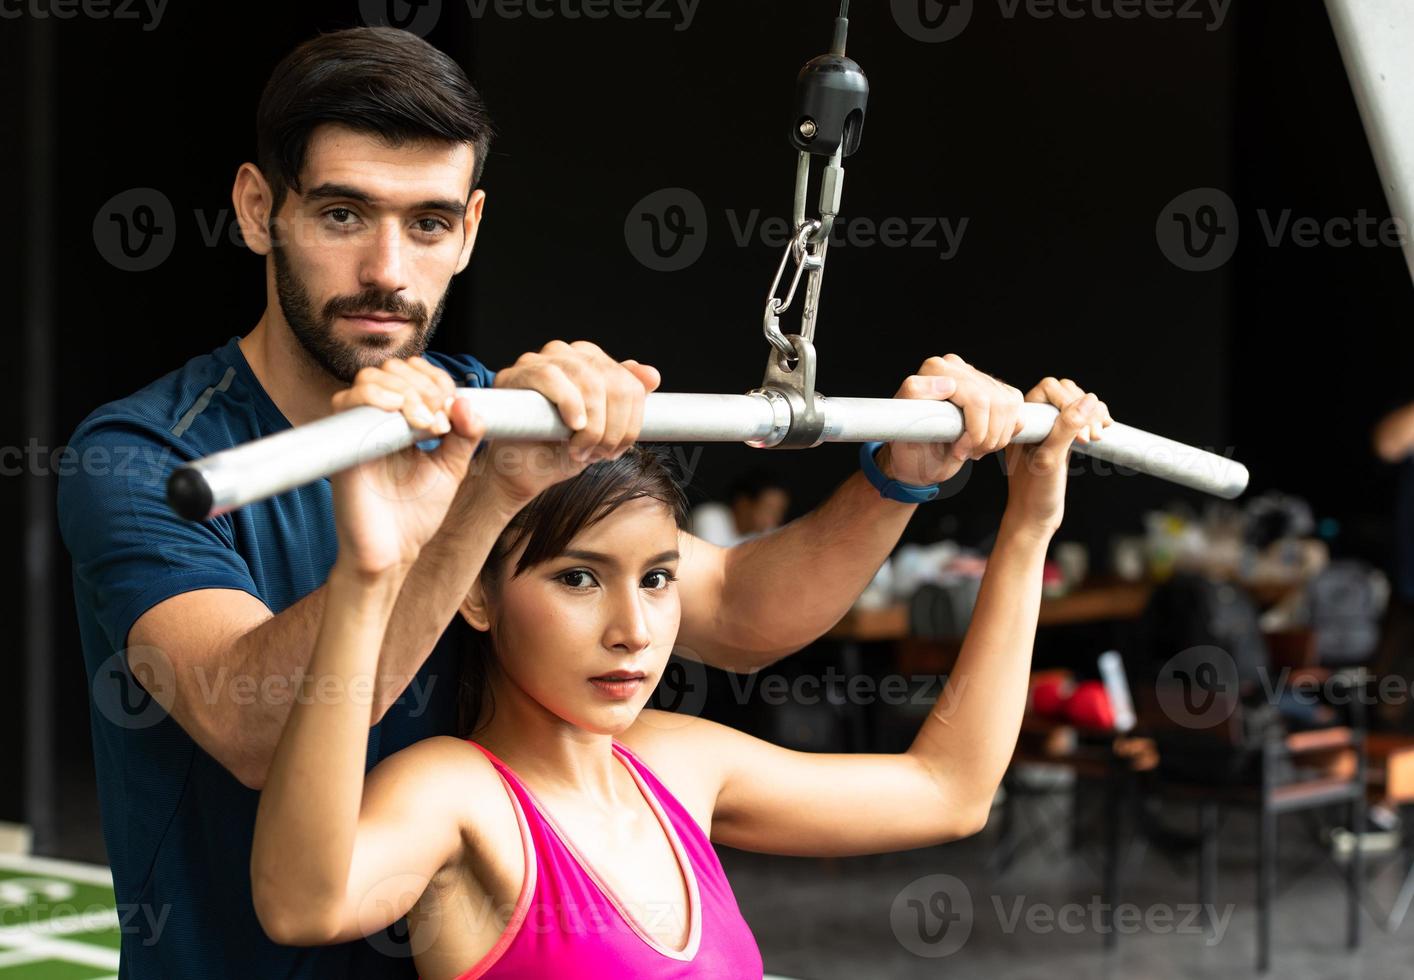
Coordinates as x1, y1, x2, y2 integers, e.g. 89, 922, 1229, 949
269, 125, 483, 382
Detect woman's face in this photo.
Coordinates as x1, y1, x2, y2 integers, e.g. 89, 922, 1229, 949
473, 496, 683, 735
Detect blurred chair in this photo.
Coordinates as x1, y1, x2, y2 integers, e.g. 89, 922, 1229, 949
1131, 663, 1367, 973
1363, 733, 1414, 929
990, 668, 1157, 950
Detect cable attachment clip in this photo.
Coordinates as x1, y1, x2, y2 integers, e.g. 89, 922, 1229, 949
749, 1, 868, 450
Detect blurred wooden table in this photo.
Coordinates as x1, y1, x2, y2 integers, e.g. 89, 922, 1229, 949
827, 577, 1303, 643
826, 580, 1154, 642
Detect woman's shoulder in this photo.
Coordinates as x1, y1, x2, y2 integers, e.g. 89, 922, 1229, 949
620, 710, 747, 754
369, 736, 525, 859
367, 736, 508, 815
618, 712, 746, 801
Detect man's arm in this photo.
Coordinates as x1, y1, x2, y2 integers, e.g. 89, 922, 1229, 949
675, 465, 914, 672
1374, 402, 1414, 462
675, 355, 1076, 674
129, 470, 523, 790
130, 341, 658, 790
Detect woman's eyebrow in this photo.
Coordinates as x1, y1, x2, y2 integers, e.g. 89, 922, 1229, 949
560, 548, 681, 568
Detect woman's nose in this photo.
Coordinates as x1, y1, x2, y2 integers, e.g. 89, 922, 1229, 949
604, 589, 653, 654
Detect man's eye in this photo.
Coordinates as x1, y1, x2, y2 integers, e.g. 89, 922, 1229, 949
416, 217, 450, 234
326, 208, 356, 224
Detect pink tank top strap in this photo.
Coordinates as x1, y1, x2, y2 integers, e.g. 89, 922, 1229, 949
456, 738, 764, 979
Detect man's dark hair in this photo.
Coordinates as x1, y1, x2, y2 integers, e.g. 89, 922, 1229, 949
256, 26, 494, 215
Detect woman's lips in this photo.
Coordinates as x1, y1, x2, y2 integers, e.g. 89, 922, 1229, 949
589, 673, 646, 700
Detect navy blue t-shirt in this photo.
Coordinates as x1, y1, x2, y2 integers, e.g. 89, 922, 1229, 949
56, 336, 496, 978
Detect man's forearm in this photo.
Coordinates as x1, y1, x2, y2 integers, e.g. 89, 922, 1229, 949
193, 475, 522, 788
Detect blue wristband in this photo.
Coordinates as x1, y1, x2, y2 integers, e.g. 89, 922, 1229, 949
859, 441, 942, 503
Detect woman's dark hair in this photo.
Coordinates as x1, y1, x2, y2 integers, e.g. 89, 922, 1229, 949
457, 446, 690, 737
256, 27, 495, 216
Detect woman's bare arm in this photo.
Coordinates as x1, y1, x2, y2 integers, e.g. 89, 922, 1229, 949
250, 567, 492, 945
628, 520, 1047, 856
627, 380, 1102, 857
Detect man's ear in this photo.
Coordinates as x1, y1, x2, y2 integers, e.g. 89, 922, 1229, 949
233, 163, 277, 256
460, 579, 492, 632
454, 189, 486, 275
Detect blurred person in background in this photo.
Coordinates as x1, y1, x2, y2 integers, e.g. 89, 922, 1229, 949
1372, 402, 1414, 730
690, 468, 790, 548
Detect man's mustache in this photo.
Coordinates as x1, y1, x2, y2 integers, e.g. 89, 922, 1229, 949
324, 292, 427, 325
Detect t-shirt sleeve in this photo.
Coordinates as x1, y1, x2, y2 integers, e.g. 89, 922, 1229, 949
57, 419, 265, 653
428, 351, 496, 390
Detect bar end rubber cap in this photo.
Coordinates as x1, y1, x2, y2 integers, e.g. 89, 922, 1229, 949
167, 467, 214, 522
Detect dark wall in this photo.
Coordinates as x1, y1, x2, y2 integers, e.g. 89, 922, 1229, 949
467, 1, 1237, 545
4, 4, 29, 829
7, 1, 1410, 841
1233, 0, 1414, 568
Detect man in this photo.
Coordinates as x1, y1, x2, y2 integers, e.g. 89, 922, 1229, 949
57, 26, 1074, 978
1373, 402, 1414, 730
690, 467, 790, 548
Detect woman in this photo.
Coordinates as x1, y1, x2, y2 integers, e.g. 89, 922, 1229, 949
251, 369, 1110, 978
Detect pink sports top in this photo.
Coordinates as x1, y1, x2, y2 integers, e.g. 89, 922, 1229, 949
453, 740, 764, 979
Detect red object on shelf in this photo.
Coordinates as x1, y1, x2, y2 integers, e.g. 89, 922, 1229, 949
1065, 680, 1116, 731
1030, 674, 1074, 719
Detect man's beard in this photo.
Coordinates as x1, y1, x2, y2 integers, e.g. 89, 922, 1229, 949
273, 244, 448, 384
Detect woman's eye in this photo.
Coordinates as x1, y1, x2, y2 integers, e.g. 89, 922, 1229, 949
560, 570, 596, 589
644, 570, 676, 590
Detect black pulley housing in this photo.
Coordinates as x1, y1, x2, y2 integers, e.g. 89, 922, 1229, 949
789, 53, 869, 157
